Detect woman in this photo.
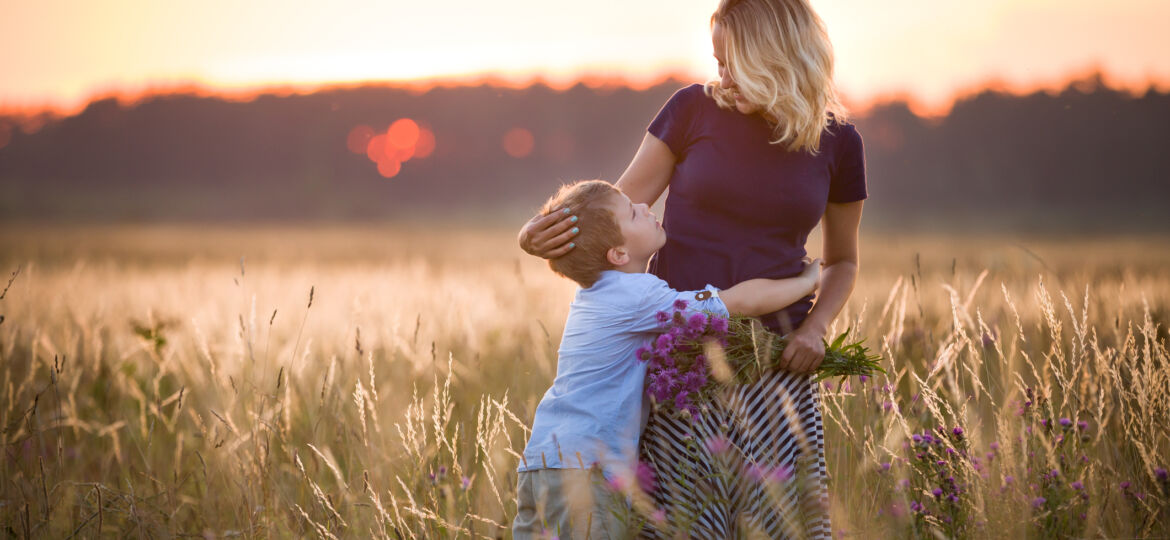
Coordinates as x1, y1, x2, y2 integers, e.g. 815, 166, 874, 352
520, 0, 864, 536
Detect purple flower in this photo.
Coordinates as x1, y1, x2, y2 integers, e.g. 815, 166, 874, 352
710, 316, 729, 334
1032, 497, 1046, 508
770, 465, 794, 483
909, 501, 923, 513
880, 462, 891, 472
686, 312, 708, 332
1071, 481, 1084, 490
1077, 420, 1088, 431
673, 299, 688, 311
990, 441, 1000, 452
1120, 481, 1131, 490
654, 310, 670, 324
1059, 418, 1072, 429
635, 346, 651, 362
859, 375, 868, 383
1004, 476, 1014, 485
650, 508, 667, 525
606, 475, 625, 492
704, 436, 730, 456
654, 333, 675, 356
1156, 468, 1168, 482
461, 476, 472, 490
932, 487, 943, 498
745, 464, 766, 482
636, 462, 657, 494
952, 426, 964, 438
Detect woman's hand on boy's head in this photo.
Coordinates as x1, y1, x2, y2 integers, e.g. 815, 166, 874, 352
518, 208, 580, 259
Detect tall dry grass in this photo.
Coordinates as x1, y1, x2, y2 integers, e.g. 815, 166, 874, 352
1, 225, 1167, 538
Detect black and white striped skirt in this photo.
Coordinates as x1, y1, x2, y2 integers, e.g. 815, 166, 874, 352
638, 370, 830, 539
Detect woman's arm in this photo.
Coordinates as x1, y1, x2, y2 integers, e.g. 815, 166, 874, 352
518, 133, 676, 257
720, 259, 821, 317
780, 200, 864, 373
615, 133, 675, 206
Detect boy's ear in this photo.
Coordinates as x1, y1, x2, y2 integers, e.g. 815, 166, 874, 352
606, 246, 629, 267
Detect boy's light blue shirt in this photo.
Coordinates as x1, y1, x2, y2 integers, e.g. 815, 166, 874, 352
519, 270, 729, 480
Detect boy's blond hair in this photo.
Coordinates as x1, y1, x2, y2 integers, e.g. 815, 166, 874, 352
539, 180, 626, 288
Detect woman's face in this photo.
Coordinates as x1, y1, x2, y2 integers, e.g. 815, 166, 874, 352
711, 22, 759, 115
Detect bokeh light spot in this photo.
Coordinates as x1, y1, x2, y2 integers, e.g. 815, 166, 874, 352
414, 127, 436, 159
503, 127, 534, 158
387, 118, 420, 151
366, 133, 388, 163
377, 158, 402, 178
347, 125, 375, 154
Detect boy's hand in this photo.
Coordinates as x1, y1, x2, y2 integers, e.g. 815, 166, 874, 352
800, 257, 823, 293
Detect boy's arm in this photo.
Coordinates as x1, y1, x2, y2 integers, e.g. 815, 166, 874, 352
719, 259, 821, 317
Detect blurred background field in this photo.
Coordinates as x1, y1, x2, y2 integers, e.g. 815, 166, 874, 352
1, 225, 1168, 537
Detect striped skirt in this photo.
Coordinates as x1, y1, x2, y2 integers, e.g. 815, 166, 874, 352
637, 370, 830, 539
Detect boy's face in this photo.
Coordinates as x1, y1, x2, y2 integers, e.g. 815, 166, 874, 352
608, 191, 666, 261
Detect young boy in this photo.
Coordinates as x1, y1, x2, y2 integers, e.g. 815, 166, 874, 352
513, 180, 820, 539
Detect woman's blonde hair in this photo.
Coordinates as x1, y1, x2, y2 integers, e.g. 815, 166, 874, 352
706, 0, 847, 153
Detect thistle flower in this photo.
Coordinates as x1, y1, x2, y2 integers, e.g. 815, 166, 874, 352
1071, 481, 1084, 490
1059, 418, 1072, 429
1032, 497, 1046, 508
636, 462, 657, 494
704, 436, 730, 456
770, 465, 794, 483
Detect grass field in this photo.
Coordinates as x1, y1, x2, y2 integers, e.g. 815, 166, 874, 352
1, 224, 1168, 538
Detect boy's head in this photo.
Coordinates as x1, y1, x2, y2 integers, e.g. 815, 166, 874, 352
540, 180, 667, 288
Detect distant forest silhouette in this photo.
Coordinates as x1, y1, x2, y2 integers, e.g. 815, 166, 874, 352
1, 74, 1167, 231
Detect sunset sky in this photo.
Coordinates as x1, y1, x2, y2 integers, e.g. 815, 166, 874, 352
3, 0, 1168, 115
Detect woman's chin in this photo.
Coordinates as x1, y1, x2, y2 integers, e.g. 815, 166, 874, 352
734, 100, 758, 115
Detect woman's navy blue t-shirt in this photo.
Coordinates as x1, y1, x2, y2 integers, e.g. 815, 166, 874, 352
646, 84, 867, 333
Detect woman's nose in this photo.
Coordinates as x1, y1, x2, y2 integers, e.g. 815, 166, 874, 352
720, 69, 735, 90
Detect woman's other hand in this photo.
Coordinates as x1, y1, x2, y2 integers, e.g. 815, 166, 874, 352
780, 325, 826, 374
518, 208, 578, 259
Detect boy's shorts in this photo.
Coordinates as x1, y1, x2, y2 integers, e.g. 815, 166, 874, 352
513, 468, 629, 539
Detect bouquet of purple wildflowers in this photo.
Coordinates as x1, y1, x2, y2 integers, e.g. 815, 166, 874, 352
636, 300, 884, 418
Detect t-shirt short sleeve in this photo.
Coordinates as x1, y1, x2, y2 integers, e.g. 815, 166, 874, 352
627, 276, 729, 333
647, 84, 703, 158
828, 123, 868, 203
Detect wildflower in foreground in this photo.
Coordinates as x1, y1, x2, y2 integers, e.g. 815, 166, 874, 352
1032, 497, 1046, 508
704, 435, 730, 455
636, 462, 657, 494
